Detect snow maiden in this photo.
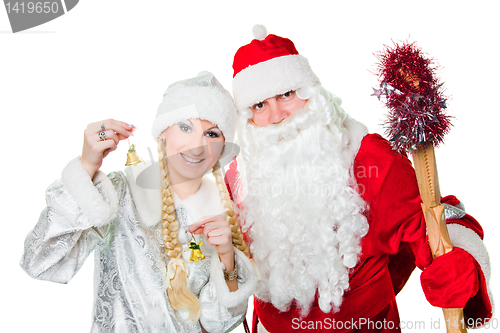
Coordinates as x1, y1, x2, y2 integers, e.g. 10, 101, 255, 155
21, 72, 257, 332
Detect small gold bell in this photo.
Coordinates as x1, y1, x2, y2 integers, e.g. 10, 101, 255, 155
125, 143, 145, 166
185, 241, 206, 264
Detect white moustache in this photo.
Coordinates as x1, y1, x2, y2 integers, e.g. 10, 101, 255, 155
247, 106, 324, 146
234, 86, 370, 315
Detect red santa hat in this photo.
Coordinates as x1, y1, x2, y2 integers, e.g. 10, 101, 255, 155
232, 25, 320, 112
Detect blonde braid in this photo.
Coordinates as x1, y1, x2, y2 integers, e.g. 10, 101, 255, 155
157, 138, 200, 322
212, 160, 250, 258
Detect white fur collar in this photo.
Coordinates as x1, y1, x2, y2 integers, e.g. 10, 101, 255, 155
172, 177, 225, 225
124, 161, 224, 227
341, 114, 369, 166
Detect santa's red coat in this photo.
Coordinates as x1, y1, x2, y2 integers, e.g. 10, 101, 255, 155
225, 134, 492, 333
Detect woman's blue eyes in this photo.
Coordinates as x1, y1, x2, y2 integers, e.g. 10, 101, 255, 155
178, 124, 220, 138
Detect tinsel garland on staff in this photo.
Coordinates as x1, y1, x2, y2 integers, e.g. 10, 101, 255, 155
372, 41, 452, 153
373, 41, 467, 333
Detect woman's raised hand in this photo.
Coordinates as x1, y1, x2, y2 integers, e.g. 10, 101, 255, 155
80, 119, 135, 178
187, 215, 235, 263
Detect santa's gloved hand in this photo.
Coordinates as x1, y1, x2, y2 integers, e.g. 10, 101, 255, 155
415, 240, 433, 270
420, 247, 479, 308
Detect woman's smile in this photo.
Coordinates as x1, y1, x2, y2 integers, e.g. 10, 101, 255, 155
180, 152, 205, 165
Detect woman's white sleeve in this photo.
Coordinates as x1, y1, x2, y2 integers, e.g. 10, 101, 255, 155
198, 247, 258, 332
20, 157, 120, 283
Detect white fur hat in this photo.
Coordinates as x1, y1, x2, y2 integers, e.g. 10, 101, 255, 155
151, 71, 236, 142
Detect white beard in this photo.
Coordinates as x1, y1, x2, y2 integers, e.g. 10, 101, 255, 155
236, 86, 370, 315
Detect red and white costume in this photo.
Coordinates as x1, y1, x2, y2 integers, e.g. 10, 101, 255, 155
227, 134, 492, 332
227, 25, 493, 332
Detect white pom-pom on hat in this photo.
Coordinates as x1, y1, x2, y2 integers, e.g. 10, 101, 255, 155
252, 24, 267, 41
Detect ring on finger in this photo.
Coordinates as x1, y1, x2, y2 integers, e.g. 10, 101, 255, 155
99, 130, 106, 141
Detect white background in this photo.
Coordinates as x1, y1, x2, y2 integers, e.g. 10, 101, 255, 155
1, 1, 498, 332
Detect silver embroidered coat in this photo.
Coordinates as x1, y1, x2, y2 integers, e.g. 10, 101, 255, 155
20, 158, 258, 333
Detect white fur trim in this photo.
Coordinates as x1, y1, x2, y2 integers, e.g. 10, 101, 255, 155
342, 115, 369, 166
175, 177, 225, 225
210, 247, 258, 309
124, 161, 162, 227
124, 164, 226, 227
447, 223, 494, 313
232, 54, 320, 111
152, 84, 236, 143
151, 104, 200, 139
61, 157, 119, 228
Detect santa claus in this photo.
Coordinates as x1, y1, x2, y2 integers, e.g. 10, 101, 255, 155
225, 25, 493, 332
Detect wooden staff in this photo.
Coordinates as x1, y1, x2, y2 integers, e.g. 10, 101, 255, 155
374, 40, 471, 332
411, 143, 467, 333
